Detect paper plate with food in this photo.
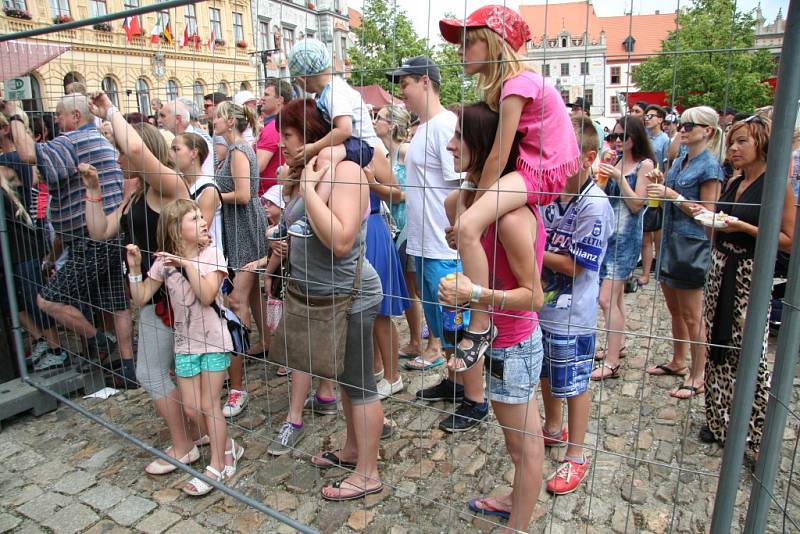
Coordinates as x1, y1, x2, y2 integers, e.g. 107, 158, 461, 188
694, 210, 738, 228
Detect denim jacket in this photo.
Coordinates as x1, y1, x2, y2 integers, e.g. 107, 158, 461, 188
663, 149, 724, 240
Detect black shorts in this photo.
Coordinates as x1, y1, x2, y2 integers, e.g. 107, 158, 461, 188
343, 137, 375, 168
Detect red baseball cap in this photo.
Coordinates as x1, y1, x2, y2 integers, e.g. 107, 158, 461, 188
440, 5, 532, 52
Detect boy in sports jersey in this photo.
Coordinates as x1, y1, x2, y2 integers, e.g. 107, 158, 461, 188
539, 118, 614, 494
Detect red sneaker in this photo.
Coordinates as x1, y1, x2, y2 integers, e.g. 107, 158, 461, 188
543, 427, 568, 447
546, 458, 590, 495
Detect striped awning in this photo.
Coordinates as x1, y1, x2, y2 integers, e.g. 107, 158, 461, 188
0, 40, 70, 80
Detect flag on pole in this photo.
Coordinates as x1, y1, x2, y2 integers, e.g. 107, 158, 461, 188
162, 13, 173, 45
207, 30, 216, 51
122, 16, 141, 43
180, 24, 189, 48
193, 29, 201, 51
150, 13, 163, 44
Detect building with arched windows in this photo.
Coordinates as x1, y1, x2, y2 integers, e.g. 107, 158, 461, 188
1, 0, 257, 116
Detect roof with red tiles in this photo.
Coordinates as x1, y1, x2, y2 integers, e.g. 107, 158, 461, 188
349, 7, 362, 29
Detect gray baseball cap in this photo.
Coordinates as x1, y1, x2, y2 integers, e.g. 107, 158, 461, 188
386, 56, 441, 85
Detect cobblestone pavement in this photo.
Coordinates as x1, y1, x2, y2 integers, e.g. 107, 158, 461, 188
1, 279, 799, 534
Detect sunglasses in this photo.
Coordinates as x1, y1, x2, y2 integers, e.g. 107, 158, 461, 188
742, 115, 768, 126
606, 133, 625, 142
204, 103, 214, 109
677, 122, 709, 132
644, 113, 661, 120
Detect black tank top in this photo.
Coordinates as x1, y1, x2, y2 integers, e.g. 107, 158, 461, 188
122, 192, 164, 300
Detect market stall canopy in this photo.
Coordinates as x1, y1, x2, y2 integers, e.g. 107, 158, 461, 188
0, 40, 70, 80
353, 84, 397, 110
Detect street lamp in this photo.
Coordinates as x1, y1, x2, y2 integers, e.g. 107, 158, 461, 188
250, 49, 280, 86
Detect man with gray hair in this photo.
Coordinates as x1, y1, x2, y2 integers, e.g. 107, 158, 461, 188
159, 100, 214, 177
3, 94, 134, 384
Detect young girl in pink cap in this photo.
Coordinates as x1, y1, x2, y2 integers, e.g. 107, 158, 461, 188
439, 5, 580, 372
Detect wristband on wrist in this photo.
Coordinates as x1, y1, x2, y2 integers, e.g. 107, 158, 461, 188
86, 194, 102, 203
106, 106, 119, 121
499, 290, 508, 309
469, 283, 482, 303
675, 194, 686, 204
128, 273, 143, 283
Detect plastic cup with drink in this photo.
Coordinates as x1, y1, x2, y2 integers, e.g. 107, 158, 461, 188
596, 149, 616, 188
648, 164, 663, 208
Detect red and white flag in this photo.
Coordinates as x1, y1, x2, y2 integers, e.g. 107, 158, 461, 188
180, 24, 189, 48
122, 15, 141, 43
207, 30, 215, 51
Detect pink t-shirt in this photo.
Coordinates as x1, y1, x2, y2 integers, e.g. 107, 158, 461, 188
501, 71, 580, 205
148, 246, 233, 355
480, 209, 545, 348
256, 119, 284, 196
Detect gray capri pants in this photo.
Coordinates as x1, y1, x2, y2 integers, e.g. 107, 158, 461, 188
135, 304, 176, 399
340, 301, 380, 405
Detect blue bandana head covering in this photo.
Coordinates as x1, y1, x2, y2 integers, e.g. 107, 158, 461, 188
288, 38, 331, 77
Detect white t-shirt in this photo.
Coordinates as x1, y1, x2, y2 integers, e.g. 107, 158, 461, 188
317, 77, 380, 148
188, 175, 225, 258
403, 109, 461, 260
186, 124, 215, 180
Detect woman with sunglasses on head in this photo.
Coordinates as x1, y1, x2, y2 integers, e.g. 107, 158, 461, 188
643, 106, 725, 399
691, 116, 794, 451
591, 117, 654, 381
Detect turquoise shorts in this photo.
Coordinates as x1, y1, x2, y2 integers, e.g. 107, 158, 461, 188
175, 352, 231, 377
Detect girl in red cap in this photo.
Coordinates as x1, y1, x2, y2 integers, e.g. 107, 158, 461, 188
439, 5, 580, 372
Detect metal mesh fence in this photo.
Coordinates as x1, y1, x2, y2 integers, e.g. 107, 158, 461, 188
0, 1, 798, 533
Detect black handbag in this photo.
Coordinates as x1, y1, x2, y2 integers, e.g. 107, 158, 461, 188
660, 233, 710, 284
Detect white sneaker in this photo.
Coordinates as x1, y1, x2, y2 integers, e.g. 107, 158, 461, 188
377, 376, 404, 400
33, 350, 69, 372
28, 339, 50, 366
222, 389, 249, 417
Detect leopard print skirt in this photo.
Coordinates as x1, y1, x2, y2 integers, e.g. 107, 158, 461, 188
703, 244, 771, 452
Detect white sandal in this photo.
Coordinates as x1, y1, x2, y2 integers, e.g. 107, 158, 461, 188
145, 445, 199, 475
183, 465, 224, 496
223, 438, 245, 478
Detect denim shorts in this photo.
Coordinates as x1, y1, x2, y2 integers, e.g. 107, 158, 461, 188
485, 326, 544, 405
175, 352, 231, 377
540, 330, 595, 398
344, 137, 375, 169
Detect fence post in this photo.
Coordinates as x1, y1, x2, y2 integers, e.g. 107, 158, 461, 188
710, 0, 800, 531
743, 2, 800, 529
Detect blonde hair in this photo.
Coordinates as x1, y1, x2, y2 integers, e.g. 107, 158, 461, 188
382, 104, 412, 142
0, 173, 33, 227
128, 122, 173, 200
681, 106, 725, 163
467, 27, 532, 112
216, 101, 257, 135
156, 198, 203, 256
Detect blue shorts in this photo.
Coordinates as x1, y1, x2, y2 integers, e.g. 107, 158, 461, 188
413, 256, 467, 348
485, 326, 544, 404
540, 330, 595, 398
344, 137, 375, 168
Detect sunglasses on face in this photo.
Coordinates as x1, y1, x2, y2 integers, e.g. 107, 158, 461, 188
606, 133, 625, 142
644, 113, 660, 120
678, 122, 709, 132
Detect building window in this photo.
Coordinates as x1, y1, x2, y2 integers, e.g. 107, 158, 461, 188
166, 79, 179, 101
340, 36, 347, 60
560, 90, 570, 104
102, 76, 118, 107
232, 12, 244, 43
63, 71, 83, 93
89, 0, 106, 17
283, 27, 295, 53
209, 8, 222, 40
610, 96, 620, 114
584, 88, 593, 106
123, 0, 137, 7
136, 78, 151, 114
217, 81, 228, 95
184, 4, 197, 34
611, 66, 621, 85
5, 0, 27, 10
580, 62, 589, 75
542, 64, 550, 77
306, 30, 314, 39
623, 35, 636, 53
258, 19, 269, 50
561, 37, 567, 48
560, 63, 569, 76
630, 65, 638, 80
49, 0, 70, 17
193, 81, 204, 113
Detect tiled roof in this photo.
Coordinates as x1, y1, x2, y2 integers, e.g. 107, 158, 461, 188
520, 2, 676, 60
349, 7, 362, 29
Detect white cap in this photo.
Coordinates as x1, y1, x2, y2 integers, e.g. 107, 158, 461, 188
234, 90, 257, 107
262, 184, 285, 209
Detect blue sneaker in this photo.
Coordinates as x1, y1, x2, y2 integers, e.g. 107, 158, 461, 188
287, 217, 313, 238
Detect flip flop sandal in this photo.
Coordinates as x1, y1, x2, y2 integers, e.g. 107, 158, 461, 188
590, 363, 621, 381
404, 356, 445, 371
646, 364, 689, 377
145, 445, 200, 475
398, 350, 420, 360
452, 325, 497, 374
670, 385, 705, 400
321, 478, 383, 502
468, 497, 511, 520
183, 465, 224, 496
311, 450, 357, 470
594, 346, 627, 361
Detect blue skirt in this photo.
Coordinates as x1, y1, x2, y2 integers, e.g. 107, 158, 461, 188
366, 212, 410, 316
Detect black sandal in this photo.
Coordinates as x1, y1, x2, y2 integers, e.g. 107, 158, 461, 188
452, 325, 497, 373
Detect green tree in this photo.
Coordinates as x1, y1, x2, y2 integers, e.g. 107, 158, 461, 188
632, 0, 774, 111
433, 42, 478, 106
347, 0, 429, 89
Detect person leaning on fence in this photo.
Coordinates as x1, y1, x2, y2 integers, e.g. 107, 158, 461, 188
439, 5, 580, 373
539, 117, 614, 495
439, 101, 546, 532
689, 116, 795, 452
644, 106, 725, 400
80, 92, 216, 474
276, 98, 385, 500
213, 100, 269, 418
591, 117, 655, 381
2, 96, 135, 379
126, 199, 244, 496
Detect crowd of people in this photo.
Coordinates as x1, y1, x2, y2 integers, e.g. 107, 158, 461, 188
1, 3, 799, 529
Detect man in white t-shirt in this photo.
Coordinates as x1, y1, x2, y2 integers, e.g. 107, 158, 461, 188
158, 101, 214, 178
387, 56, 487, 433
